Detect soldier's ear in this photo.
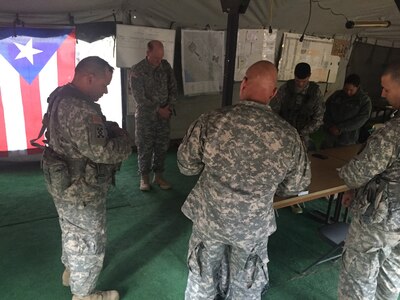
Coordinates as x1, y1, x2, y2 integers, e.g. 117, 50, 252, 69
239, 76, 248, 97
86, 73, 95, 85
271, 87, 278, 99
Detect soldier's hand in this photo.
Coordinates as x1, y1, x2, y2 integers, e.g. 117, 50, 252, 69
329, 125, 341, 136
106, 121, 128, 137
112, 127, 129, 137
158, 105, 172, 120
342, 189, 354, 207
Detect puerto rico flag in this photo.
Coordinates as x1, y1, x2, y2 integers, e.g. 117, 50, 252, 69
0, 27, 75, 157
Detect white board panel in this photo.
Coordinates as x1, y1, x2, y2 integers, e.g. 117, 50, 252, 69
116, 24, 175, 68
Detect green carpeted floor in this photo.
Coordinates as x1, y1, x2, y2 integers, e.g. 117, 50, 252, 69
0, 150, 348, 300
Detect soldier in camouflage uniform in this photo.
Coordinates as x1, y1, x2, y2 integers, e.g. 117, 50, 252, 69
130, 40, 177, 191
177, 61, 311, 300
269, 62, 324, 214
323, 74, 372, 148
338, 63, 400, 300
41, 57, 132, 300
269, 62, 325, 140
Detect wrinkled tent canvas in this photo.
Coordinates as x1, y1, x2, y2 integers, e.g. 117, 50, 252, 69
0, 0, 399, 45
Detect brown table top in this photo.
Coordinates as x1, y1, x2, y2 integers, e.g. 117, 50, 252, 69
273, 145, 362, 209
316, 144, 362, 162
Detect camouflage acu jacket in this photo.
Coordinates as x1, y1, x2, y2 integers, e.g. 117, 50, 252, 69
178, 100, 311, 250
130, 58, 177, 120
47, 84, 132, 191
324, 88, 372, 145
270, 80, 325, 137
339, 112, 400, 231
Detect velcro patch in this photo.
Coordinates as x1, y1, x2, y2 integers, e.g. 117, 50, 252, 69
90, 123, 107, 146
95, 125, 106, 139
91, 115, 103, 124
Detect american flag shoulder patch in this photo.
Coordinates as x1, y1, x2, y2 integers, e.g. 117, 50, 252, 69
91, 114, 103, 124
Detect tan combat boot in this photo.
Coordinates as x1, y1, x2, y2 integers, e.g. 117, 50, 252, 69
291, 204, 303, 214
153, 173, 171, 190
140, 175, 151, 191
72, 290, 119, 300
62, 267, 70, 286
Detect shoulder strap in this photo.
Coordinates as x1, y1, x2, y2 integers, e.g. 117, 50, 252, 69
30, 84, 92, 149
30, 86, 64, 149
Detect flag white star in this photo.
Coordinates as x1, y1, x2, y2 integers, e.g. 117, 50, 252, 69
14, 39, 43, 64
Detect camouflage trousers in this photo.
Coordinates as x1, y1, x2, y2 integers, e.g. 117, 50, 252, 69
338, 217, 400, 300
135, 115, 170, 176
185, 228, 269, 300
52, 192, 107, 297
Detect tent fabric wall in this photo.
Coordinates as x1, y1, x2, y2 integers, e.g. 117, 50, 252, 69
347, 41, 400, 101
0, 0, 399, 45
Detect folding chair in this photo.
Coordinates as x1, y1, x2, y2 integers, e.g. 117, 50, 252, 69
300, 221, 349, 274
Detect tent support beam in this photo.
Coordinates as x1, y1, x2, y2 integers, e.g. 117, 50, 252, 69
220, 0, 250, 107
222, 12, 239, 107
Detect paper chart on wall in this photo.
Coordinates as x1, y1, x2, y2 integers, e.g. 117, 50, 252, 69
181, 29, 225, 96
234, 29, 277, 81
278, 32, 340, 83
116, 24, 175, 68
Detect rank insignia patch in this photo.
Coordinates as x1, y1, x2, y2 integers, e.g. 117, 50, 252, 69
96, 126, 106, 139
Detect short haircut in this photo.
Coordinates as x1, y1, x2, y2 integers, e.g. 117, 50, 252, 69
294, 62, 311, 79
383, 63, 400, 83
75, 56, 114, 76
147, 40, 163, 52
344, 74, 361, 87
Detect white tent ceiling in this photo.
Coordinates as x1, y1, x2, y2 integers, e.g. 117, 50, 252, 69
0, 0, 399, 44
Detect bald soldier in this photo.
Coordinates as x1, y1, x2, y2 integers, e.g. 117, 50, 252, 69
338, 63, 400, 300
130, 40, 177, 191
177, 61, 311, 300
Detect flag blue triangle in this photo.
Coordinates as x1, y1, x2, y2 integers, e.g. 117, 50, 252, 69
0, 27, 73, 84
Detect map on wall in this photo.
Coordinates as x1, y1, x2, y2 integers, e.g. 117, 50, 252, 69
278, 32, 340, 83
181, 29, 225, 96
235, 29, 277, 81
116, 24, 175, 68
